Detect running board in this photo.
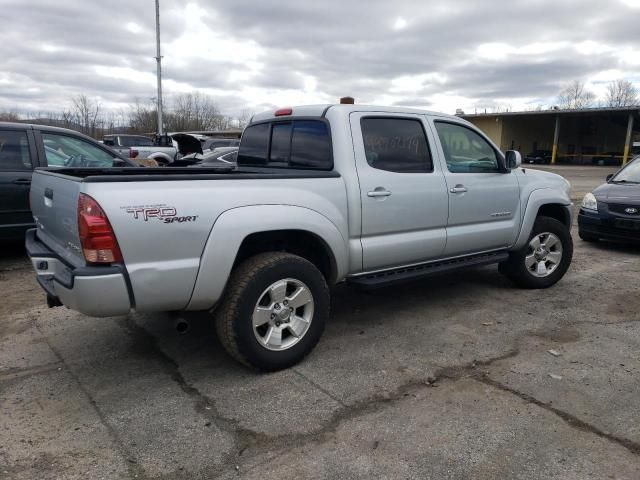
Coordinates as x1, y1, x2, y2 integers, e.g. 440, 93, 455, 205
347, 251, 510, 289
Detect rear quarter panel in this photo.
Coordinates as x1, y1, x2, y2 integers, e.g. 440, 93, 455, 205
85, 176, 349, 311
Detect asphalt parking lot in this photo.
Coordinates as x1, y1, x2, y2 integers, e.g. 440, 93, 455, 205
2, 165, 639, 479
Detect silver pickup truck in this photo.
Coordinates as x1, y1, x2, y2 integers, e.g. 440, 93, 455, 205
103, 133, 202, 165
27, 104, 573, 371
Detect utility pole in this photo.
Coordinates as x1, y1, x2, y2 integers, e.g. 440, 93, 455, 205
622, 113, 635, 165
155, 0, 164, 136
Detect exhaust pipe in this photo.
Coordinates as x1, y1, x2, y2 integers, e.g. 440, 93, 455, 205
47, 294, 63, 308
174, 317, 190, 335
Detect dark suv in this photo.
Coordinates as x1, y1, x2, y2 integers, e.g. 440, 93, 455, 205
0, 122, 133, 240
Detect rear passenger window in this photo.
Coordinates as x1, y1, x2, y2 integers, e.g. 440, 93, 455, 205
0, 130, 31, 170
238, 120, 332, 170
361, 118, 432, 173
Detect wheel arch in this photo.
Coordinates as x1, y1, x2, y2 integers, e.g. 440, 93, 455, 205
233, 229, 338, 284
147, 152, 173, 164
186, 205, 348, 311
513, 189, 573, 250
537, 203, 571, 228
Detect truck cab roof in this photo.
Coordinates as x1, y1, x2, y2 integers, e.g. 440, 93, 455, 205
250, 104, 465, 124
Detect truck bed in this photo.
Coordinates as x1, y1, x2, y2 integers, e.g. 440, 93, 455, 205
35, 167, 341, 182
29, 165, 349, 313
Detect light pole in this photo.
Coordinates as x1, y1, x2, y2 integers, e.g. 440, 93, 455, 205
155, 0, 164, 136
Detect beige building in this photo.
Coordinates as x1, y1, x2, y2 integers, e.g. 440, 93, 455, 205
461, 106, 640, 166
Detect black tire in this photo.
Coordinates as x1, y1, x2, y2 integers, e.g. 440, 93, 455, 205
579, 231, 599, 242
501, 216, 573, 289
214, 252, 329, 371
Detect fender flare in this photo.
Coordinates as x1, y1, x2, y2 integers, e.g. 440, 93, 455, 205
148, 152, 174, 164
186, 205, 349, 311
513, 188, 573, 250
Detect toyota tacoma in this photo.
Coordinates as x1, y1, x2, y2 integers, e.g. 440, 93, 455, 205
27, 104, 574, 371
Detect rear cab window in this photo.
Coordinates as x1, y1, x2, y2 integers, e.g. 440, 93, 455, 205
237, 119, 332, 170
119, 136, 155, 147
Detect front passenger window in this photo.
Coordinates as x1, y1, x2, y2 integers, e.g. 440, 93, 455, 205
435, 122, 499, 173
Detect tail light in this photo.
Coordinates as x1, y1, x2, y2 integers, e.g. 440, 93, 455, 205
78, 193, 123, 264
129, 148, 139, 159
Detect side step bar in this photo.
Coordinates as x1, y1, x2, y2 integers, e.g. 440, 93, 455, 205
347, 251, 510, 289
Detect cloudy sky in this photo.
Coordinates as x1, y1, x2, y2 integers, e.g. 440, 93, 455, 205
1, 0, 639, 118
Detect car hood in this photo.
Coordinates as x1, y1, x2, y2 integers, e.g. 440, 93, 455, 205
171, 133, 203, 155
593, 182, 640, 204
519, 167, 571, 195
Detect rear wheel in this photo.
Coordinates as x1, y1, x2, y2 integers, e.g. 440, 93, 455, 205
215, 252, 329, 371
501, 216, 573, 289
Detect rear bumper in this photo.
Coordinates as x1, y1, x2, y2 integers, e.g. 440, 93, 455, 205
26, 229, 132, 317
578, 209, 640, 243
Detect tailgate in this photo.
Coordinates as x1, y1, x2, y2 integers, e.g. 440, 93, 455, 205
30, 170, 85, 267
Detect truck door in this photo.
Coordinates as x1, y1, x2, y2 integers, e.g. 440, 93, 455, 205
0, 128, 36, 233
429, 119, 521, 256
350, 112, 449, 271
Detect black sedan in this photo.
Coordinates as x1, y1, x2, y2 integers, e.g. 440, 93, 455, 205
578, 156, 640, 243
525, 149, 552, 164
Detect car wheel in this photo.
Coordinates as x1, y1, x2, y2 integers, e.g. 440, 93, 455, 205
501, 216, 573, 289
215, 252, 329, 371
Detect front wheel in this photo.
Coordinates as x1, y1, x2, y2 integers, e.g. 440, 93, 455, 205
214, 252, 329, 371
501, 216, 573, 289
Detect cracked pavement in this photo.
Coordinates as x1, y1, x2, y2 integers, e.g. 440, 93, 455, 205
1, 166, 640, 479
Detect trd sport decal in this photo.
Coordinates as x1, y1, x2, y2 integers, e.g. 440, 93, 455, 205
122, 204, 198, 223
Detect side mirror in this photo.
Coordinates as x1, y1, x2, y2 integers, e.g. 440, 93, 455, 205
505, 150, 522, 169
606, 174, 614, 182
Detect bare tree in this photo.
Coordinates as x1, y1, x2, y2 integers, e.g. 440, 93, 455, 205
557, 80, 596, 109
605, 80, 638, 107
236, 108, 253, 128
168, 92, 223, 131
2, 92, 248, 137
0, 109, 20, 122
69, 95, 102, 137
128, 98, 158, 134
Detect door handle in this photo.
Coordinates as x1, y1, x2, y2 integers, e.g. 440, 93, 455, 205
367, 189, 392, 198
12, 178, 31, 185
449, 184, 467, 194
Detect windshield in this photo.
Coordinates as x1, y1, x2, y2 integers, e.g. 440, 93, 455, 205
612, 157, 640, 183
